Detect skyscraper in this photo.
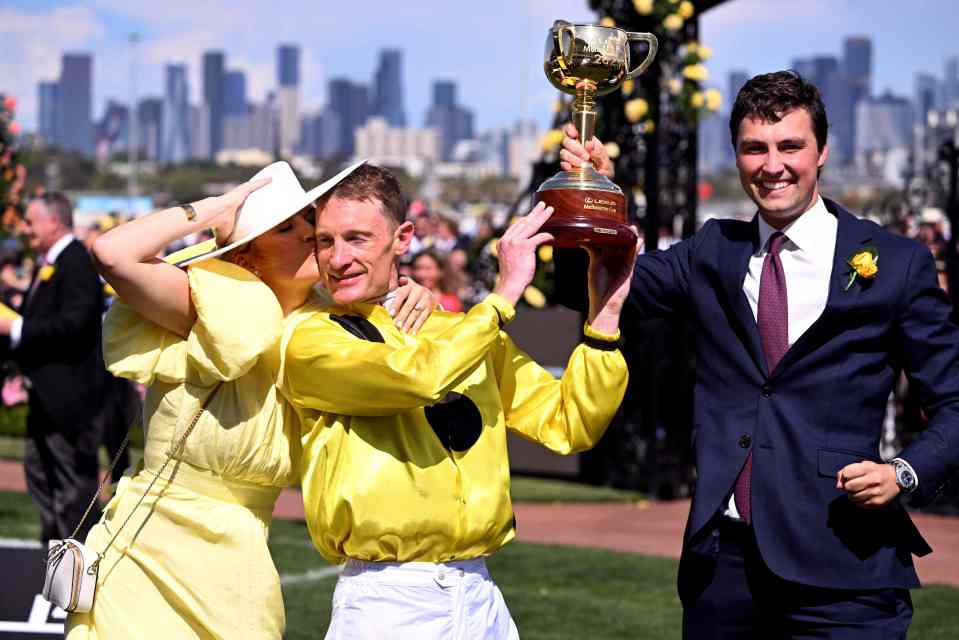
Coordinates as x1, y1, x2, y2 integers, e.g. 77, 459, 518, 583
843, 36, 872, 103
328, 78, 369, 156
58, 53, 93, 156
94, 100, 129, 162
38, 81, 60, 146
137, 97, 164, 161
944, 57, 959, 108
915, 73, 938, 124
203, 51, 226, 159
791, 55, 853, 165
224, 70, 248, 116
161, 64, 191, 164
278, 44, 300, 88
276, 45, 301, 156
372, 49, 406, 127
425, 80, 474, 161
727, 70, 748, 108
854, 91, 913, 183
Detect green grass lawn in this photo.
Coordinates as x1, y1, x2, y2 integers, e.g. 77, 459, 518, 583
0, 435, 25, 461
510, 475, 644, 503
1, 489, 956, 638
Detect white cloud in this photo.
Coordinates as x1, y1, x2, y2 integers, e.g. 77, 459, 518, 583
0, 4, 105, 129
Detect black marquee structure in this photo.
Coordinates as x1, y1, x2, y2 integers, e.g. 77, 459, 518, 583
514, 0, 730, 495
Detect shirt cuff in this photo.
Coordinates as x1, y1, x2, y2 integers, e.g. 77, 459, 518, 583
484, 293, 515, 328
583, 322, 623, 351
583, 323, 621, 343
10, 316, 23, 348
892, 457, 919, 492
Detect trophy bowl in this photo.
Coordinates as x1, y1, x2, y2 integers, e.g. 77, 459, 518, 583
535, 21, 657, 249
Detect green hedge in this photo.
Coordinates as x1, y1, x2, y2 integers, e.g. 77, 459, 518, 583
0, 405, 144, 448
0, 405, 27, 438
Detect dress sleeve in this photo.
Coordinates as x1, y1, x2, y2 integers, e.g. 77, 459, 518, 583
102, 259, 284, 386
494, 329, 629, 455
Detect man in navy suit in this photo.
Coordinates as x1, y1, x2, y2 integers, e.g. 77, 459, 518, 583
561, 71, 957, 637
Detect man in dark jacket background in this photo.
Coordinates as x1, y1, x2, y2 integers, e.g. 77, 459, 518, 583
0, 192, 106, 543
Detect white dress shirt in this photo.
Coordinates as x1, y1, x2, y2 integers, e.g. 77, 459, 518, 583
726, 198, 837, 519
10, 233, 76, 347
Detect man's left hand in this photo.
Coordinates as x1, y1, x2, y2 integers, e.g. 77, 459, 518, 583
837, 461, 900, 508
0, 318, 13, 336
585, 233, 641, 334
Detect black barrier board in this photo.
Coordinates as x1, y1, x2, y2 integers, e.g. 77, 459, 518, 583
0, 543, 64, 638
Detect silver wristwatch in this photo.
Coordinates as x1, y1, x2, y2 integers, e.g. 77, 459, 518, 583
890, 458, 918, 495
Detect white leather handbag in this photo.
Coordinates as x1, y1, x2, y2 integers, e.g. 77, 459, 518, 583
43, 538, 100, 612
41, 382, 222, 613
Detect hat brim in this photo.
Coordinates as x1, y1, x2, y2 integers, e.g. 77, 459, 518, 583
173, 159, 367, 268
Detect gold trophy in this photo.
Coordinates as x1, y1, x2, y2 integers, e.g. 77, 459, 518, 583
537, 20, 657, 248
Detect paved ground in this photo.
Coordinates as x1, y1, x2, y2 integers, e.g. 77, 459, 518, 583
3, 459, 957, 587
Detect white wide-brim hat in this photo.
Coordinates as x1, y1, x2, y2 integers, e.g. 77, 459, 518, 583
171, 159, 366, 267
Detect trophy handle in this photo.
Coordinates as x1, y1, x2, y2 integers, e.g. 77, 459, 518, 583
626, 32, 659, 79
556, 24, 577, 71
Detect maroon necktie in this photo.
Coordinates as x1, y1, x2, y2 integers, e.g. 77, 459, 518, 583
734, 231, 789, 524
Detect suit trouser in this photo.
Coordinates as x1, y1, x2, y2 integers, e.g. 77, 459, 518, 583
681, 519, 912, 640
23, 393, 101, 544
93, 375, 138, 484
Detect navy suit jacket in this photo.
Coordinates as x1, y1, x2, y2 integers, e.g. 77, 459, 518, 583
625, 199, 958, 596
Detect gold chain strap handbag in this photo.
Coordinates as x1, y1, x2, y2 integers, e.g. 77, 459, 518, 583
42, 383, 222, 612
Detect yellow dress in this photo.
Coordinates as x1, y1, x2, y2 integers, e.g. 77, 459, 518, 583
66, 259, 317, 640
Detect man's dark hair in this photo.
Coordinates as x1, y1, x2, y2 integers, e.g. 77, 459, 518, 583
315, 164, 408, 227
729, 71, 828, 151
37, 192, 74, 228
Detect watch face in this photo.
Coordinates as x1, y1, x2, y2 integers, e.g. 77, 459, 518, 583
896, 463, 916, 489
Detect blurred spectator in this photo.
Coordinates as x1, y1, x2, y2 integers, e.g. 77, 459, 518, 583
0, 192, 107, 544
433, 214, 466, 255
411, 249, 464, 312
408, 211, 436, 255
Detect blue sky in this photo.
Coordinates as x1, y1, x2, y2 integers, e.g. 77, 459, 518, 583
1, 0, 956, 134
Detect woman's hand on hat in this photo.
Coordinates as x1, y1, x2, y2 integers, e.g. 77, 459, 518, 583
391, 276, 437, 334
203, 177, 272, 244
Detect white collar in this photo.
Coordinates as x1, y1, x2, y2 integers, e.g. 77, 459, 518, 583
756, 197, 831, 254
45, 234, 76, 265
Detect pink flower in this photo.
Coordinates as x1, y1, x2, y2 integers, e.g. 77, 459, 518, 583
9, 122, 21, 136
2, 96, 15, 111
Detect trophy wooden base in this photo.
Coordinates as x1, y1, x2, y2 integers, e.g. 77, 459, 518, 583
534, 188, 636, 249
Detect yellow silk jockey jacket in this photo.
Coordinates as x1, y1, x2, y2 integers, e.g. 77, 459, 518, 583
281, 293, 629, 564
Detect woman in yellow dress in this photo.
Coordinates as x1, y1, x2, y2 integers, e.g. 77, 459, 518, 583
65, 161, 434, 640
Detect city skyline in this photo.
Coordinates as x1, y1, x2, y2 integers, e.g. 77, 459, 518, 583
2, 0, 958, 137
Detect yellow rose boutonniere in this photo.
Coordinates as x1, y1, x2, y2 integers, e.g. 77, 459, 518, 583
39, 265, 56, 282
845, 247, 878, 291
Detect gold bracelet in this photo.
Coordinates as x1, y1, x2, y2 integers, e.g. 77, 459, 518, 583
181, 203, 198, 222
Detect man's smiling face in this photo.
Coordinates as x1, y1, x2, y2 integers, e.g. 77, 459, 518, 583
314, 196, 412, 305
735, 107, 828, 229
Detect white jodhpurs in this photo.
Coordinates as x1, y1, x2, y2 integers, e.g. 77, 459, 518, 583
324, 557, 520, 640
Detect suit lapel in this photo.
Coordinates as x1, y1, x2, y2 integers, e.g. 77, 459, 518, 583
773, 200, 871, 376
21, 263, 45, 314
719, 216, 768, 377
